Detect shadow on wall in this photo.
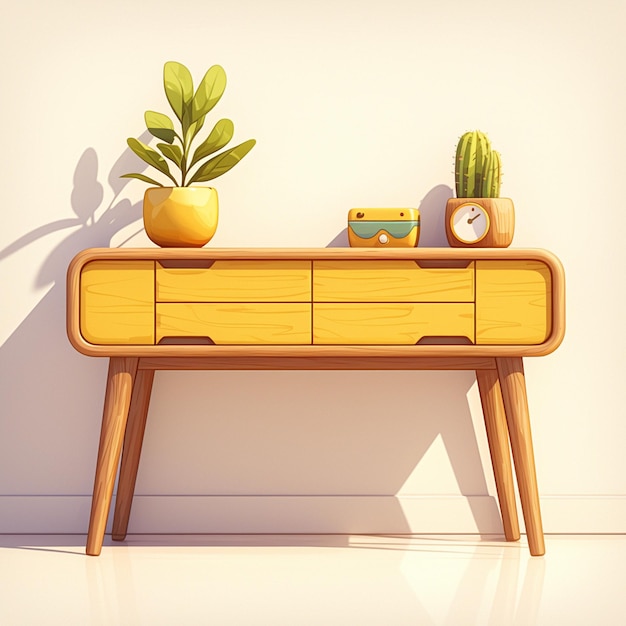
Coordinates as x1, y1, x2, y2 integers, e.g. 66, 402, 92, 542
0, 143, 145, 498
0, 150, 497, 534
0, 142, 147, 266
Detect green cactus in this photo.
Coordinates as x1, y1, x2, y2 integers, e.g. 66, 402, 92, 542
483, 150, 501, 198
454, 130, 501, 198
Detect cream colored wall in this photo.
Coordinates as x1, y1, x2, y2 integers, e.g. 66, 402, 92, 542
1, 0, 625, 533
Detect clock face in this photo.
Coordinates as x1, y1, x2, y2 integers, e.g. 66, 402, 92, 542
451, 203, 490, 244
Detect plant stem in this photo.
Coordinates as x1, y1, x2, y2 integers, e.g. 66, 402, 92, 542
180, 132, 189, 187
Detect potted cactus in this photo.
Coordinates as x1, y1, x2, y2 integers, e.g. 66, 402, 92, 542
445, 130, 514, 248
122, 61, 256, 247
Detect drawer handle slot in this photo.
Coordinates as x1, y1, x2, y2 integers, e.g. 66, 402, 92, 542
414, 260, 473, 269
158, 260, 216, 269
158, 336, 215, 345
416, 336, 473, 345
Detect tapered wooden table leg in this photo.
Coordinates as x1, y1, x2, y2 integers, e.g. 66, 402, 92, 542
496, 357, 545, 556
112, 368, 155, 541
86, 357, 138, 556
476, 368, 520, 542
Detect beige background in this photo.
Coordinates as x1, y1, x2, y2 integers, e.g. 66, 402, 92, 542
1, 0, 624, 533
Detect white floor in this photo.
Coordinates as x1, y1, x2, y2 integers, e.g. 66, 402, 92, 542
1, 534, 624, 625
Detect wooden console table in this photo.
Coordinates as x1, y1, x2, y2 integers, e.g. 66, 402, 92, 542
67, 248, 565, 556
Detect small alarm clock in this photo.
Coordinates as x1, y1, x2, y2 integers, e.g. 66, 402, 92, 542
348, 208, 420, 248
445, 198, 515, 248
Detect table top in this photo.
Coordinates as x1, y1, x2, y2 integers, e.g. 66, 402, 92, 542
68, 246, 564, 262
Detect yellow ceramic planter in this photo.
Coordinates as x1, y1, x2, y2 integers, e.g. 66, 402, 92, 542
143, 187, 218, 247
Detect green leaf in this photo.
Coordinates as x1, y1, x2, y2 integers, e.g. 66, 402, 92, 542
120, 173, 164, 187
192, 65, 226, 123
145, 110, 176, 144
190, 119, 234, 167
163, 61, 193, 124
157, 142, 183, 169
127, 137, 178, 184
184, 116, 205, 147
188, 139, 256, 184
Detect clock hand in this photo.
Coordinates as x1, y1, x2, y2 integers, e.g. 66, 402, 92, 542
467, 214, 482, 224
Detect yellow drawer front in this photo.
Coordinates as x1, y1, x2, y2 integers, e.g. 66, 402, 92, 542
80, 261, 155, 345
313, 303, 475, 344
156, 260, 311, 302
313, 261, 474, 302
156, 303, 312, 345
476, 261, 552, 344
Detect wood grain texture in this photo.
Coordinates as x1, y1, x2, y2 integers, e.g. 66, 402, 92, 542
137, 356, 498, 370
66, 342, 564, 358
68, 247, 561, 261
156, 260, 311, 302
80, 261, 155, 345
476, 368, 520, 542
476, 260, 551, 345
112, 369, 155, 542
313, 303, 474, 344
67, 248, 564, 358
496, 357, 545, 556
313, 260, 474, 302
86, 357, 138, 556
156, 303, 312, 344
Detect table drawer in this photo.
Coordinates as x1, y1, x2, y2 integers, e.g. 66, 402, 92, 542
476, 260, 551, 344
156, 303, 312, 345
80, 261, 155, 344
156, 260, 311, 302
313, 260, 475, 302
313, 303, 475, 344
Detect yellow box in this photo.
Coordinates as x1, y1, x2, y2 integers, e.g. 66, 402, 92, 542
348, 208, 420, 247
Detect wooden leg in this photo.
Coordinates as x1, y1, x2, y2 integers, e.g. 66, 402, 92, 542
496, 357, 545, 556
112, 368, 155, 541
86, 357, 138, 556
476, 368, 520, 542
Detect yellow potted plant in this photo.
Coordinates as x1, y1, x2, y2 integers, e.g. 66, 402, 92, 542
122, 61, 256, 247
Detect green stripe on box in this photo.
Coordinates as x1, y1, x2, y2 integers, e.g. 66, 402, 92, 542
348, 220, 419, 239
